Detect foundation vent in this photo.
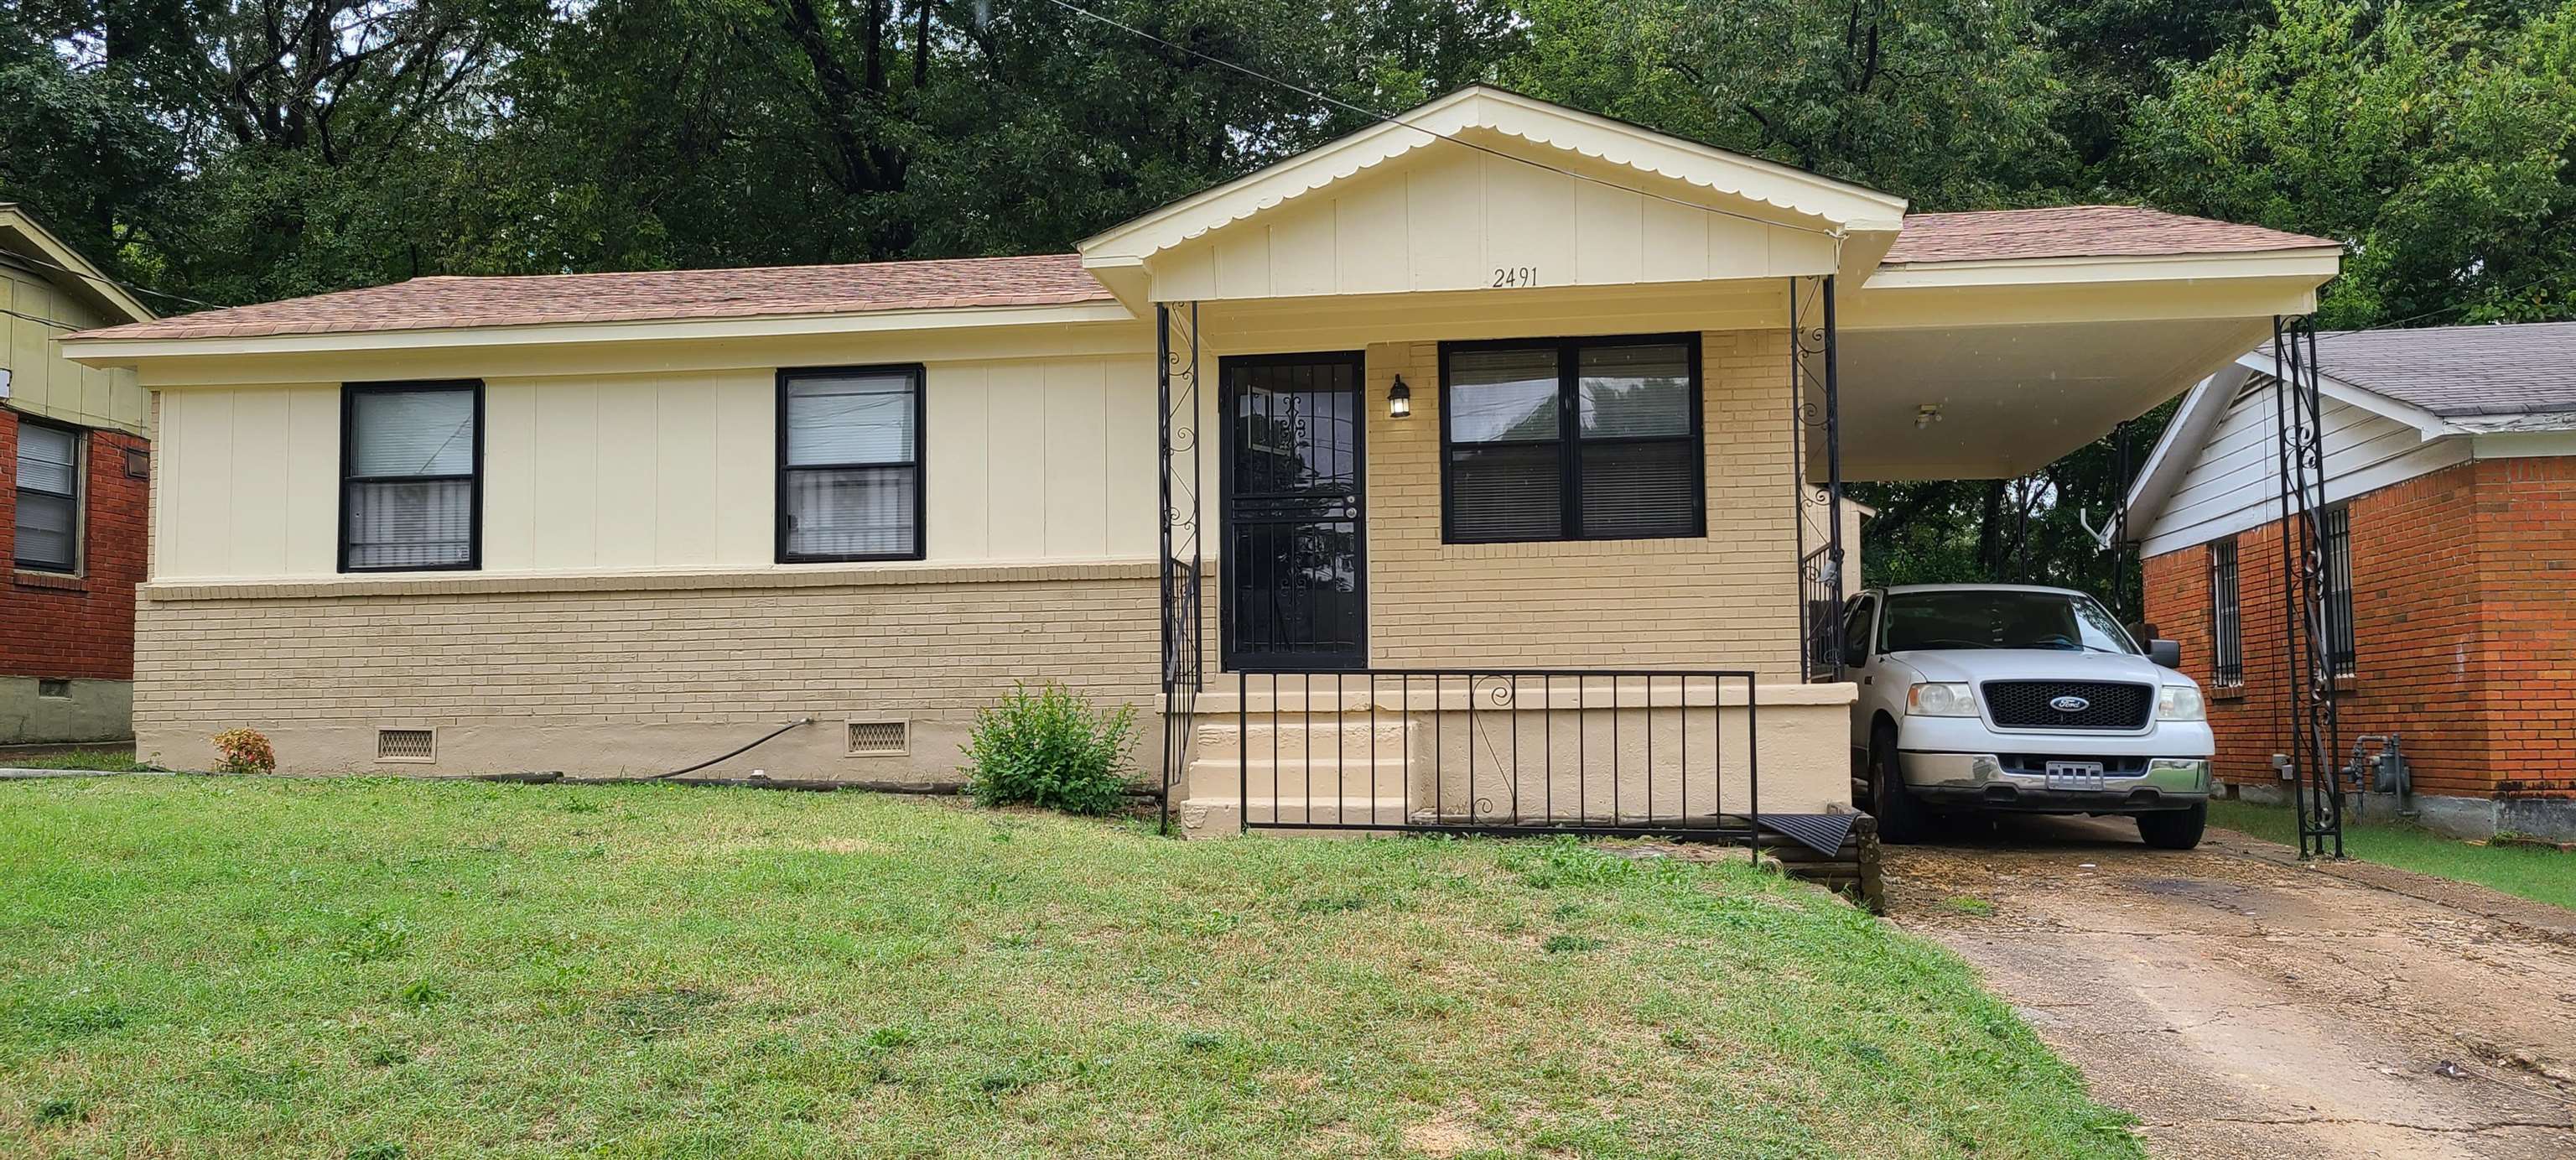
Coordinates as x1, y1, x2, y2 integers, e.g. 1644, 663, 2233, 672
376, 728, 436, 762
36, 679, 70, 699
847, 720, 909, 757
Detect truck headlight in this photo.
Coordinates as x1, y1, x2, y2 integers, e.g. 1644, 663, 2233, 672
2157, 685, 2206, 721
1907, 682, 1977, 717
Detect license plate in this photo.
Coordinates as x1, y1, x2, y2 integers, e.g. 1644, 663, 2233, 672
2044, 761, 2107, 791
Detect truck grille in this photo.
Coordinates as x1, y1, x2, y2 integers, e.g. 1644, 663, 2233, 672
1981, 681, 2152, 730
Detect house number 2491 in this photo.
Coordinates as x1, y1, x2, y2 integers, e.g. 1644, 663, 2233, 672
1491, 266, 1540, 288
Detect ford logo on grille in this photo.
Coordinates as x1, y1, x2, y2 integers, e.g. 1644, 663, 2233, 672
2049, 695, 2092, 713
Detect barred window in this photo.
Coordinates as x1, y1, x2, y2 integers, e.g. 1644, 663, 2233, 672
2322, 507, 2355, 675
341, 382, 480, 572
777, 367, 923, 563
2210, 538, 2242, 685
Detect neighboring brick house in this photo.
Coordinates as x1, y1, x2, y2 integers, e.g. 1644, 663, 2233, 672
2123, 322, 2576, 841
1, 205, 156, 746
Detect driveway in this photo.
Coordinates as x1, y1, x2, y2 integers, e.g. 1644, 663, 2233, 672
1884, 815, 2576, 1159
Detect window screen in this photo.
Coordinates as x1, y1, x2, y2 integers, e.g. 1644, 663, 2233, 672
13, 421, 80, 572
778, 367, 922, 562
341, 382, 480, 571
1442, 336, 1701, 544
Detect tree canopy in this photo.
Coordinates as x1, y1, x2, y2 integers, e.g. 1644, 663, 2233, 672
5, 0, 2573, 598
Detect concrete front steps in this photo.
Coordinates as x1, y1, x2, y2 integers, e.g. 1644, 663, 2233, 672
1170, 688, 1422, 838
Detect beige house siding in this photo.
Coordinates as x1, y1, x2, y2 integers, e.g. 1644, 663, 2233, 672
134, 562, 1161, 777
1361, 328, 1800, 679
148, 354, 1162, 580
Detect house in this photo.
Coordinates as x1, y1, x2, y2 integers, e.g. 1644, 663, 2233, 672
1, 205, 155, 747
60, 87, 2339, 836
2123, 321, 2576, 841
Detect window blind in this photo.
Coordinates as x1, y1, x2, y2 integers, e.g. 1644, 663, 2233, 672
343, 383, 478, 570
780, 368, 922, 561
13, 423, 79, 571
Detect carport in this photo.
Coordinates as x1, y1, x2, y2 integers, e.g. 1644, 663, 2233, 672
1793, 208, 2349, 853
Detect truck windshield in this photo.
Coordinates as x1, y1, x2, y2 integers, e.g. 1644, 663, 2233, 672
1879, 590, 2138, 654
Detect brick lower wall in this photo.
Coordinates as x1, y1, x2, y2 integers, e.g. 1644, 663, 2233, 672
1362, 330, 1800, 679
2, 407, 148, 683
2143, 457, 2576, 805
135, 563, 1162, 777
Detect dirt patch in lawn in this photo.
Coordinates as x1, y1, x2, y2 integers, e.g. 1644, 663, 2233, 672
1885, 814, 2576, 1159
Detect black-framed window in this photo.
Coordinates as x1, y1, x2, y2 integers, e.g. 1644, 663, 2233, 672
2210, 537, 2242, 685
2322, 507, 2355, 675
1440, 334, 1703, 544
776, 366, 924, 563
13, 418, 81, 572
340, 381, 481, 572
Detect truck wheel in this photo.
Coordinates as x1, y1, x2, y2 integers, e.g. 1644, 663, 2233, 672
2137, 804, 2208, 850
1868, 720, 1929, 845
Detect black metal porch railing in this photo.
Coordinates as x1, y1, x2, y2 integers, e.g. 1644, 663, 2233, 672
1233, 668, 1762, 855
1799, 544, 1841, 682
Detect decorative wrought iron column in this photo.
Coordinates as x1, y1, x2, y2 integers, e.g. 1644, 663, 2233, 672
2272, 315, 2344, 859
1789, 275, 1846, 681
1156, 302, 1204, 836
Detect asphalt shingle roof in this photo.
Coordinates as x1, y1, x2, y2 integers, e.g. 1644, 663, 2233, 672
64, 206, 2340, 343
1880, 205, 2334, 265
2313, 321, 2576, 419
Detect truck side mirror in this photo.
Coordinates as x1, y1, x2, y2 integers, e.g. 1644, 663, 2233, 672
2149, 639, 2182, 668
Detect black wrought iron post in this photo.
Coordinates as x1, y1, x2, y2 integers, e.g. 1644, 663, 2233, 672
2271, 315, 2343, 858
1789, 275, 1846, 682
1156, 302, 1203, 836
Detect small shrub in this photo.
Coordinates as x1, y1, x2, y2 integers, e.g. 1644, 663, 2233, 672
210, 729, 277, 775
960, 684, 1138, 815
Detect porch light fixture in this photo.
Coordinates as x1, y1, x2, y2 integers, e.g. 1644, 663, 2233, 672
1388, 375, 1413, 419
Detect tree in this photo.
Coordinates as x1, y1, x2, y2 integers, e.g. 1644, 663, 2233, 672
2125, 0, 2576, 327
1504, 0, 2078, 210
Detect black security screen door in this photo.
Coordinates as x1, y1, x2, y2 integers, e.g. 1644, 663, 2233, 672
1223, 352, 1367, 671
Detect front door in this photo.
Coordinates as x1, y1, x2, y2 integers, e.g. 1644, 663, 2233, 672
1222, 351, 1367, 671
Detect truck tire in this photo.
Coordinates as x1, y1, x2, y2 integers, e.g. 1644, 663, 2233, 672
2137, 803, 2208, 850
1868, 720, 1930, 845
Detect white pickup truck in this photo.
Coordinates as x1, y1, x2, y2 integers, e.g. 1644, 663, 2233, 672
1838, 584, 2215, 849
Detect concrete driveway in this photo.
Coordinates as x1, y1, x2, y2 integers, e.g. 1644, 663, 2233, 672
1884, 815, 2576, 1159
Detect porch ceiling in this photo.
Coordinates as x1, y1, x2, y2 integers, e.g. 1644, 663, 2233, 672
1829, 315, 2280, 481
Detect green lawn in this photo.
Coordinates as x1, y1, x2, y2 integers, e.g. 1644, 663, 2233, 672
2210, 798, 2576, 912
0, 750, 156, 773
1, 779, 2139, 1158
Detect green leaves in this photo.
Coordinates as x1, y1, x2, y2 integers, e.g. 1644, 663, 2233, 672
959, 681, 1140, 816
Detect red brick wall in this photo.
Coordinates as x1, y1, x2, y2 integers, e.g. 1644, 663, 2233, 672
0, 408, 148, 681
2469, 457, 2576, 798
2142, 457, 2576, 802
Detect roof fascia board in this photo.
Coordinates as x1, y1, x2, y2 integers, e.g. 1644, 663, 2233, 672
62, 299, 1141, 367
1865, 247, 2341, 291
1839, 274, 2323, 332
0, 206, 156, 325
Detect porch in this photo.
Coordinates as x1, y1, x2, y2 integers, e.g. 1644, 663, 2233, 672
1084, 90, 2340, 844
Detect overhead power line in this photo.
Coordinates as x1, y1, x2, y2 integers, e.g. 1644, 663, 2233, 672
5, 246, 223, 313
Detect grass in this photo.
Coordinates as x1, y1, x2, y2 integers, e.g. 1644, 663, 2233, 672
0, 750, 156, 773
0, 778, 2142, 1158
2210, 798, 2576, 912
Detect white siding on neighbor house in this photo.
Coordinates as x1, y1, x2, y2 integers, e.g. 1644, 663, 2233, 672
1145, 148, 1839, 304
148, 355, 1163, 580
2142, 384, 2469, 557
